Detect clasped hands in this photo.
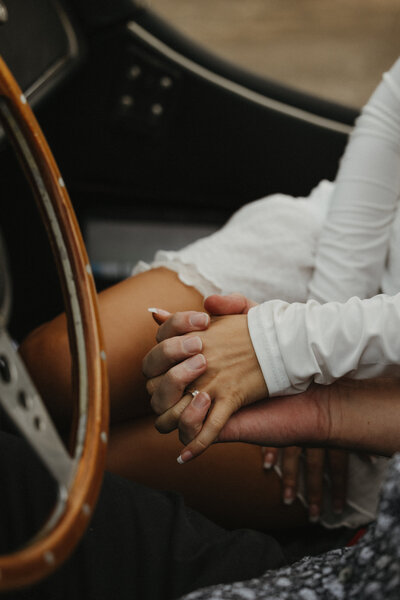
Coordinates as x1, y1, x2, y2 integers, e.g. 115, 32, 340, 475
144, 294, 267, 459
143, 293, 349, 520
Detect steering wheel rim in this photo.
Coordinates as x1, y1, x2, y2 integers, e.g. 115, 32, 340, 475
0, 57, 109, 589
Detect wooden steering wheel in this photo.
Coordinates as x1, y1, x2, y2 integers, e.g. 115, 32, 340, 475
0, 57, 108, 589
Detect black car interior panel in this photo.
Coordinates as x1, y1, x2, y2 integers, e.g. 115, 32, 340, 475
1, 0, 358, 340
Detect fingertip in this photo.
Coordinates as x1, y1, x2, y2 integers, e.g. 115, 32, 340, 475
283, 487, 294, 505
308, 504, 320, 523
191, 390, 211, 410
148, 307, 171, 325
263, 451, 276, 470
188, 312, 210, 329
177, 450, 194, 464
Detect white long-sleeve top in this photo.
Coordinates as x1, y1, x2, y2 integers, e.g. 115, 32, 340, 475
248, 58, 400, 396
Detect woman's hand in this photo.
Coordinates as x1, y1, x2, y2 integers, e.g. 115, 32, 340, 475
262, 446, 348, 521
143, 294, 267, 462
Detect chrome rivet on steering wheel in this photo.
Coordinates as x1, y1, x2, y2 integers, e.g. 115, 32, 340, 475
43, 551, 55, 566
0, 2, 8, 25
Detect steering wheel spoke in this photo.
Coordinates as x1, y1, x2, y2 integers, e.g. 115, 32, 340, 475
0, 328, 74, 487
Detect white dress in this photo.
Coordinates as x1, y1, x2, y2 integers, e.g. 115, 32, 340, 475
133, 58, 400, 528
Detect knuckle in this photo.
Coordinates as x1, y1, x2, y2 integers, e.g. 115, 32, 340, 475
146, 379, 154, 395
208, 412, 227, 433
142, 355, 150, 377
179, 412, 201, 436
172, 312, 185, 332
162, 338, 175, 361
166, 368, 181, 388
179, 423, 200, 446
154, 416, 170, 433
194, 437, 209, 452
179, 431, 189, 445
150, 396, 160, 415
179, 410, 193, 429
179, 407, 196, 430
229, 389, 245, 411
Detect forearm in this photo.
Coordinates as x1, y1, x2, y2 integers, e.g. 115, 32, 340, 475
309, 58, 400, 303
248, 293, 400, 396
328, 378, 400, 457
219, 378, 400, 458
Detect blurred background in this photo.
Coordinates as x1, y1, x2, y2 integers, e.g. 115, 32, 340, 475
149, 0, 400, 108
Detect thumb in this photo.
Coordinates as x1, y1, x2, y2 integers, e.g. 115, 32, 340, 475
204, 293, 257, 316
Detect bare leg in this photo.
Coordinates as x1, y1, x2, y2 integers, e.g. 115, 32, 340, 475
107, 416, 307, 531
20, 268, 205, 424
20, 267, 307, 529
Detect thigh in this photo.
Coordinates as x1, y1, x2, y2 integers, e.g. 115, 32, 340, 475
107, 415, 308, 532
20, 268, 204, 426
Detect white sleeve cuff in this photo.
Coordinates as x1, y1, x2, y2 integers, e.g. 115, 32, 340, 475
248, 304, 292, 396
248, 294, 400, 398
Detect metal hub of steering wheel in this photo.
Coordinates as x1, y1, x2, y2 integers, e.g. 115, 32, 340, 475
0, 57, 108, 589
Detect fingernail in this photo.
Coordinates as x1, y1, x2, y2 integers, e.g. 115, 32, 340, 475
186, 354, 206, 371
309, 504, 320, 523
283, 487, 294, 505
148, 307, 171, 317
189, 313, 209, 328
192, 391, 210, 409
263, 453, 275, 470
177, 450, 193, 464
183, 336, 202, 354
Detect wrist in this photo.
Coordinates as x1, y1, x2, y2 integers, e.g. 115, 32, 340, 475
327, 378, 400, 457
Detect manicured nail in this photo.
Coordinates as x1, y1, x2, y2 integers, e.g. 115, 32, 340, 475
192, 391, 210, 410
148, 307, 171, 317
177, 450, 193, 464
183, 336, 202, 354
189, 313, 209, 328
186, 354, 206, 371
263, 452, 275, 470
283, 487, 294, 505
309, 504, 320, 523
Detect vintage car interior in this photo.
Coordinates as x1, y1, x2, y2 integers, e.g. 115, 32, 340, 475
2, 0, 357, 343
0, 0, 367, 589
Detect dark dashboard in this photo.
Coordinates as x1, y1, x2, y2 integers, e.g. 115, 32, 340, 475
0, 0, 353, 340
0, 0, 81, 108
0, 0, 147, 108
